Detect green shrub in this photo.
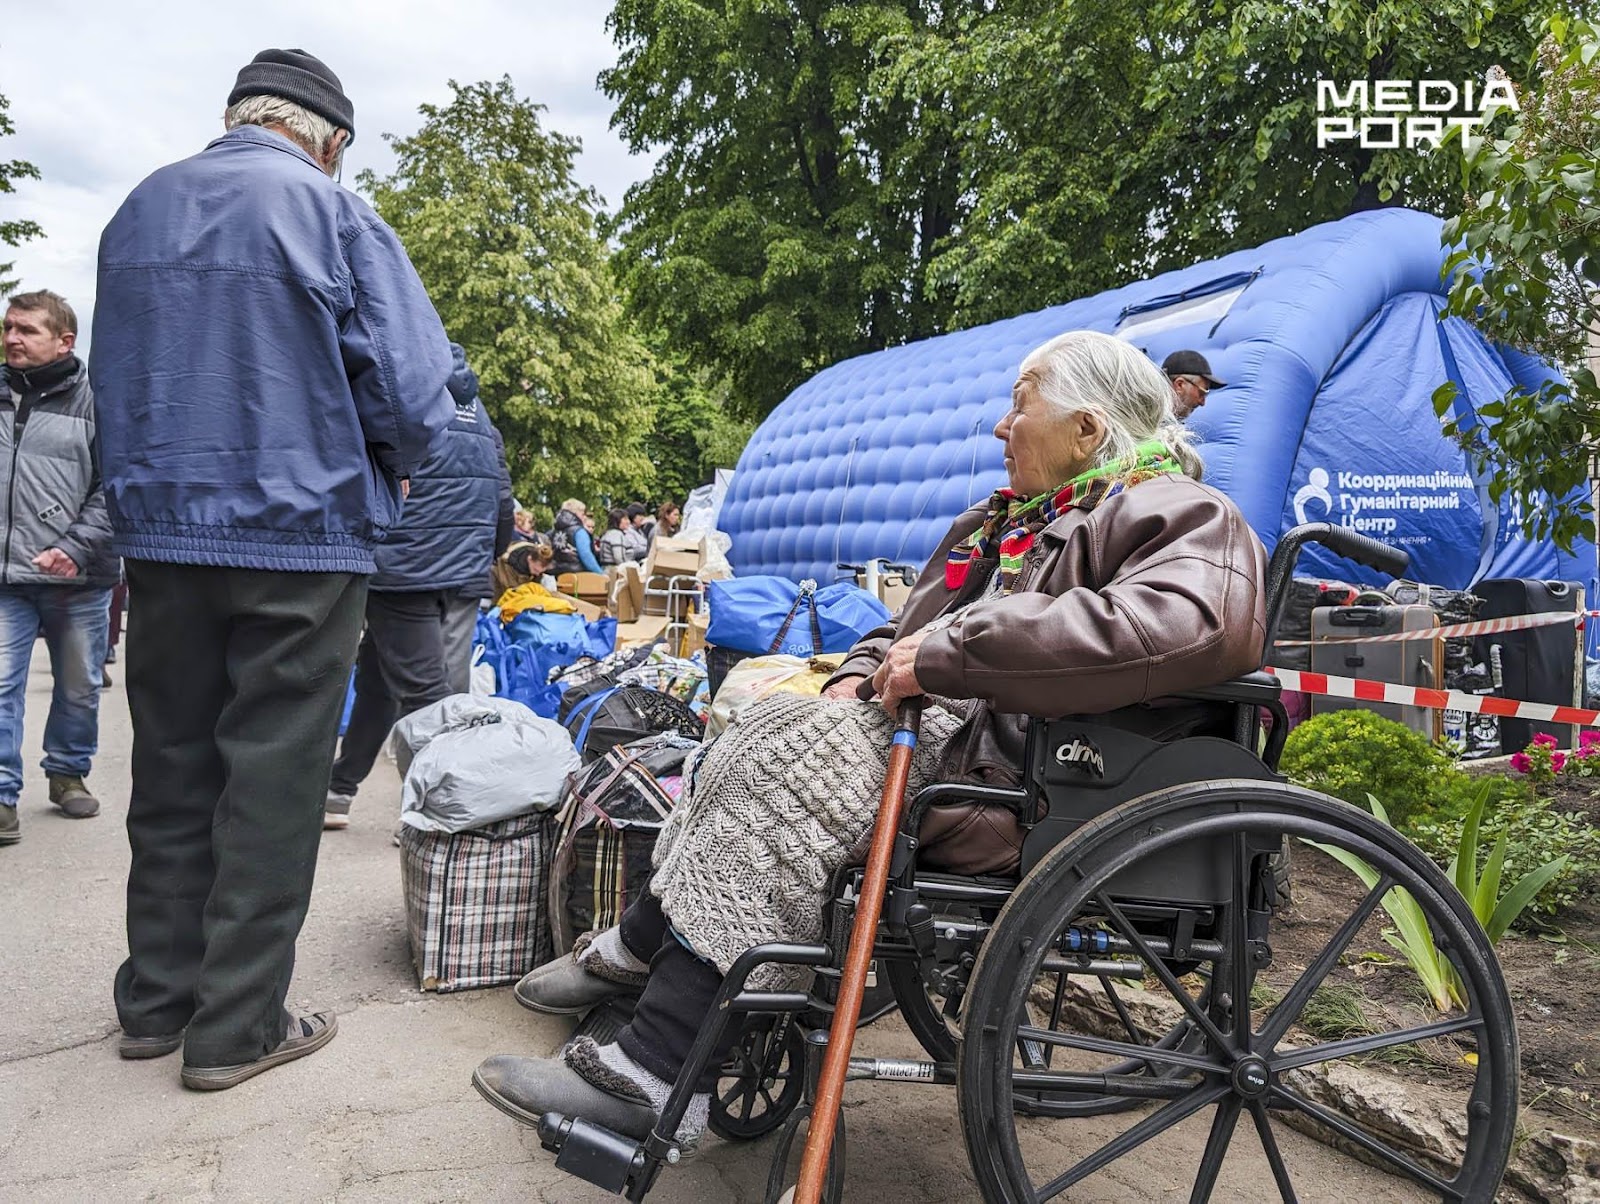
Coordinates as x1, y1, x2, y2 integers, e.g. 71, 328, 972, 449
1432, 770, 1535, 820
1280, 711, 1453, 829
1409, 795, 1600, 922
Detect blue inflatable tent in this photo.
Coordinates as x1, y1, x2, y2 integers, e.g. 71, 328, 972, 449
722, 208, 1594, 602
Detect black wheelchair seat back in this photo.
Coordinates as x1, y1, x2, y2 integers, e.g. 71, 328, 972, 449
1019, 711, 1281, 904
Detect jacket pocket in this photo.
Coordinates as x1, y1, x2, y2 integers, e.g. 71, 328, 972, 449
366, 457, 403, 537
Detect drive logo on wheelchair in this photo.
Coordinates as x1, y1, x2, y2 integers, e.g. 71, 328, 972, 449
1052, 735, 1105, 777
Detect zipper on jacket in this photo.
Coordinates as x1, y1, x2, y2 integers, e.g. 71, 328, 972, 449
0, 371, 80, 587
0, 397, 27, 587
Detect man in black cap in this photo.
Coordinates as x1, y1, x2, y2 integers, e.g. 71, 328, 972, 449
1161, 349, 1227, 420
92, 49, 454, 1088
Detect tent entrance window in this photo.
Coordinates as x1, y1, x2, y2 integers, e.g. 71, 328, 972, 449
1114, 268, 1261, 340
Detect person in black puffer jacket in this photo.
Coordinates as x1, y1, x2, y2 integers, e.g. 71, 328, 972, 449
324, 342, 513, 829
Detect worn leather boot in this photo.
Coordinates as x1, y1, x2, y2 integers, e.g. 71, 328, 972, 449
514, 930, 647, 1015
472, 1053, 657, 1137
48, 774, 100, 819
0, 804, 17, 844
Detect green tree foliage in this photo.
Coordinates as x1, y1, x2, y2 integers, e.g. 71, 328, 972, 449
647, 354, 754, 504
604, 1, 1544, 415
359, 78, 657, 519
0, 91, 42, 294
929, 0, 1543, 326
1435, 14, 1600, 551
603, 1, 966, 419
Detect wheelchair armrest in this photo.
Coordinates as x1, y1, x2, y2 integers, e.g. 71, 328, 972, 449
1173, 670, 1282, 707
908, 781, 1031, 820
895, 781, 1031, 884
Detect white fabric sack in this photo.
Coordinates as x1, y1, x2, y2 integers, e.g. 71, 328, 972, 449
706, 654, 837, 738
469, 647, 496, 698
390, 695, 579, 833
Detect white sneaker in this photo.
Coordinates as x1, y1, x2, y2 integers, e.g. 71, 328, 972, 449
323, 792, 353, 830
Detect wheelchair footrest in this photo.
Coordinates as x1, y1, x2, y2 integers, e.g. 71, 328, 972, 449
539, 1112, 648, 1195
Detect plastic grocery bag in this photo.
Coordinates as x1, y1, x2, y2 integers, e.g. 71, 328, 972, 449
706, 654, 844, 737
389, 695, 580, 833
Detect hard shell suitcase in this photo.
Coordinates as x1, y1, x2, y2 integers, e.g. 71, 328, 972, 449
1310, 604, 1441, 739
1470, 579, 1584, 752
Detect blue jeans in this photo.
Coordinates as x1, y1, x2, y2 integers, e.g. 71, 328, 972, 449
0, 584, 111, 806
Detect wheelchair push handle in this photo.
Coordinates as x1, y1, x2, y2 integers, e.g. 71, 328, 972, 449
1311, 523, 1410, 577
793, 698, 924, 1204
1262, 523, 1410, 656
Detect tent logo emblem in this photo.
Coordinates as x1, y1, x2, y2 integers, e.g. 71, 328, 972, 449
1293, 467, 1333, 525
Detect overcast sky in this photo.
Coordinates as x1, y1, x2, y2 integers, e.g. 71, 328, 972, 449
0, 1, 654, 347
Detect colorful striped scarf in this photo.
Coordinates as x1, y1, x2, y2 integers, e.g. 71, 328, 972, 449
945, 441, 1181, 593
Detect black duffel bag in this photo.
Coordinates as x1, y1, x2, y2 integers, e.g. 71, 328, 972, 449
563, 684, 704, 763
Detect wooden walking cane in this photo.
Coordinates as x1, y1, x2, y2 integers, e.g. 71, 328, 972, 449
794, 692, 926, 1204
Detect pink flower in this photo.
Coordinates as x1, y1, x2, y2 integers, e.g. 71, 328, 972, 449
1576, 744, 1595, 759
1553, 752, 1569, 773
1582, 729, 1600, 748
1510, 752, 1533, 774
1532, 733, 1559, 749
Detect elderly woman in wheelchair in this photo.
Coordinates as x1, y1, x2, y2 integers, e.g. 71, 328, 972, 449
475, 330, 1518, 1202
475, 328, 1263, 1134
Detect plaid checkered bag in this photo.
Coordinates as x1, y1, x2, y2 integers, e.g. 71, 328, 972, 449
400, 812, 554, 992
548, 734, 695, 955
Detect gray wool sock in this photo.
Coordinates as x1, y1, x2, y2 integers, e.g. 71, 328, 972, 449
579, 925, 650, 975
594, 1041, 710, 1146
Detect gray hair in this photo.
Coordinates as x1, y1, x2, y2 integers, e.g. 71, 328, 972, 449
224, 94, 344, 172
1023, 330, 1204, 479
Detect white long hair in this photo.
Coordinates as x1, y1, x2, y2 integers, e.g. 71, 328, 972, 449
1024, 330, 1203, 479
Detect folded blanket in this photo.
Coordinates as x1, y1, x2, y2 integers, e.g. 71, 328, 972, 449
650, 691, 960, 989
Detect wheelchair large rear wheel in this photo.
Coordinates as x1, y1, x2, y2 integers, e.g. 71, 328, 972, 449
958, 780, 1518, 1203
885, 909, 1206, 1118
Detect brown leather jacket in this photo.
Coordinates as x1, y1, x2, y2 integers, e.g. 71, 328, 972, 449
828, 473, 1267, 874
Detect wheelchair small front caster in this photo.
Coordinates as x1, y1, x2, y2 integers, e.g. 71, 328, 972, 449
710, 1012, 805, 1141
763, 1103, 845, 1204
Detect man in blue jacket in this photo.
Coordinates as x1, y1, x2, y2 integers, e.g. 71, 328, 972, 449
91, 49, 454, 1089
324, 343, 512, 829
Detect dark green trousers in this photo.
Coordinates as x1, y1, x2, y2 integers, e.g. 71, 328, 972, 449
114, 560, 366, 1066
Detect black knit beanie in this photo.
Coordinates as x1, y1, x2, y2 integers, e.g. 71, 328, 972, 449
228, 49, 355, 142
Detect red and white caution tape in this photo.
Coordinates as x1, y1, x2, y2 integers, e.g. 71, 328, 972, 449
1272, 609, 1586, 647
1268, 666, 1600, 728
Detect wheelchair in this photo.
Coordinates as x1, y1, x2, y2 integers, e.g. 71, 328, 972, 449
532, 523, 1519, 1202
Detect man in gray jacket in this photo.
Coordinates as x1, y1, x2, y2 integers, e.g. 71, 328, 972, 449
0, 290, 117, 845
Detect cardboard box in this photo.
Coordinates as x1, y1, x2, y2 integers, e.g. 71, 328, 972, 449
615, 615, 674, 647
609, 563, 646, 623
881, 578, 914, 614
682, 609, 709, 658
557, 572, 609, 605
646, 534, 705, 579
571, 598, 605, 622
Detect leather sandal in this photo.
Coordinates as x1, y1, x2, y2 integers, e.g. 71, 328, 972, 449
119, 1029, 185, 1059
180, 1011, 338, 1091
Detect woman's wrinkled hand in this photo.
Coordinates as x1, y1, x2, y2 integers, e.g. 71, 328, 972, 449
872, 630, 929, 715
822, 675, 867, 701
